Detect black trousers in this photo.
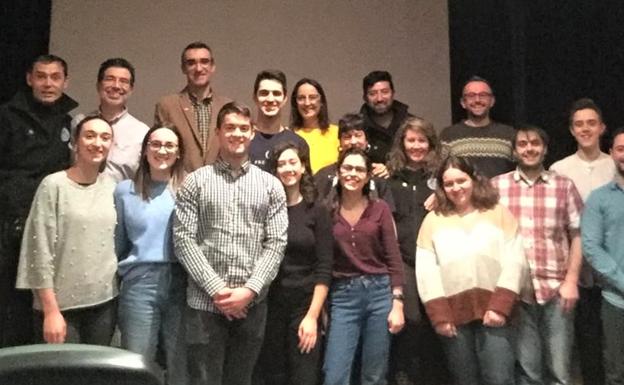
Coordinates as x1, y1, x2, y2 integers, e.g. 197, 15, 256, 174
0, 217, 33, 347
576, 286, 605, 385
186, 302, 267, 385
256, 289, 321, 385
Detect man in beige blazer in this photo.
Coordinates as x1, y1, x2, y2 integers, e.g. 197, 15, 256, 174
154, 41, 231, 172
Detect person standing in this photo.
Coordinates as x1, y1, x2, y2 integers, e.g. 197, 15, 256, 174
492, 126, 583, 385
16, 116, 118, 345
154, 41, 231, 172
174, 102, 288, 385
582, 127, 624, 385
0, 54, 78, 347
115, 125, 188, 385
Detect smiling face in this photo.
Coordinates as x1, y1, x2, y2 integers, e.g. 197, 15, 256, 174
97, 66, 132, 109
338, 153, 370, 193
217, 112, 254, 161
181, 47, 215, 89
460, 80, 495, 120
365, 80, 394, 115
295, 82, 322, 124
442, 166, 474, 214
27, 61, 67, 105
276, 148, 305, 189
339, 129, 368, 151
403, 128, 430, 166
514, 130, 546, 171
74, 118, 113, 167
570, 108, 605, 151
146, 128, 179, 175
255, 79, 287, 118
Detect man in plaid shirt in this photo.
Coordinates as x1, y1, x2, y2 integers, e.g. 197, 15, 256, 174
174, 102, 288, 385
492, 125, 583, 385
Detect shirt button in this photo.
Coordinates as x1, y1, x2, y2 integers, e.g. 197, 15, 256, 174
352, 242, 356, 247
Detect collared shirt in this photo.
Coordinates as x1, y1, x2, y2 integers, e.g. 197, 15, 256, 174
492, 168, 583, 304
582, 177, 624, 308
173, 157, 288, 313
188, 91, 212, 147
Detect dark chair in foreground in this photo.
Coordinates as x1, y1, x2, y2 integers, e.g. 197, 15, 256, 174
0, 344, 164, 385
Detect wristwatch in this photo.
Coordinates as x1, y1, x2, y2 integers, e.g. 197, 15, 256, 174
392, 293, 405, 302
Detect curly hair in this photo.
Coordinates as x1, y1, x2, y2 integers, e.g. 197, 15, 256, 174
434, 155, 498, 216
267, 141, 317, 204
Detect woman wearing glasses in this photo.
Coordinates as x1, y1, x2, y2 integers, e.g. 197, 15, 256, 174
114, 126, 187, 385
323, 147, 405, 385
291, 78, 340, 174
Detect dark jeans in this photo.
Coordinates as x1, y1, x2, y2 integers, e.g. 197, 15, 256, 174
256, 289, 321, 385
34, 298, 117, 345
186, 302, 267, 385
441, 320, 515, 385
576, 286, 605, 385
601, 298, 624, 385
0, 217, 33, 347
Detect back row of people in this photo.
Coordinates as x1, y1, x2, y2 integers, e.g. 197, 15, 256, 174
1, 43, 623, 385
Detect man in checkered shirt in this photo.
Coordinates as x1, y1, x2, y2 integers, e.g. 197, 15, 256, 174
491, 125, 583, 385
174, 101, 288, 385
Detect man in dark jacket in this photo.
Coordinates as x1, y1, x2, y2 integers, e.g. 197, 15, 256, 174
359, 70, 411, 164
0, 54, 78, 347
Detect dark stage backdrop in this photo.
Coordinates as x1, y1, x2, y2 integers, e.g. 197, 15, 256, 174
448, 0, 624, 165
0, 0, 51, 104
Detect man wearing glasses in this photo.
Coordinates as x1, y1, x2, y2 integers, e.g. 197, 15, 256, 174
154, 41, 231, 172
440, 76, 515, 178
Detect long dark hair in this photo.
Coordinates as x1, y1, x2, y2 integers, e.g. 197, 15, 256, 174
326, 147, 378, 214
133, 125, 186, 201
267, 141, 317, 204
290, 78, 330, 132
387, 116, 441, 175
434, 155, 498, 215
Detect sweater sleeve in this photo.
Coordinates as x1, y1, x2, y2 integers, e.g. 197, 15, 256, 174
415, 212, 454, 326
113, 182, 131, 262
15, 176, 58, 289
488, 205, 526, 316
313, 203, 334, 287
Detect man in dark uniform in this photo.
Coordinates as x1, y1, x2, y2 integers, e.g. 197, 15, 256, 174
0, 54, 78, 347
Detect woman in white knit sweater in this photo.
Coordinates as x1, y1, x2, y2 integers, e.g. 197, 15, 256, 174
416, 155, 527, 385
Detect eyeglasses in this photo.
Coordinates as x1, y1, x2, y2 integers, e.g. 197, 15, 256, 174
339, 164, 367, 174
463, 92, 493, 100
148, 141, 178, 153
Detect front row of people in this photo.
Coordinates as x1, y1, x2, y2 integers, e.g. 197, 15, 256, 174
13, 100, 624, 385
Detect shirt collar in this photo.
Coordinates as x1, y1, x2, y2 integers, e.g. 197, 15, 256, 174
98, 107, 127, 124
512, 166, 551, 186
611, 174, 624, 191
187, 88, 213, 104
215, 156, 250, 177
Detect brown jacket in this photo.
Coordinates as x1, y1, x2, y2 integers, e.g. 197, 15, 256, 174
154, 88, 231, 172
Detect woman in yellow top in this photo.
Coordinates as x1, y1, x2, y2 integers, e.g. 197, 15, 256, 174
291, 78, 339, 174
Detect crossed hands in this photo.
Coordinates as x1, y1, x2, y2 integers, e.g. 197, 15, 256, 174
213, 287, 256, 320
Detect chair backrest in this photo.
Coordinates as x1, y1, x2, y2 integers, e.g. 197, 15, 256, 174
0, 344, 164, 385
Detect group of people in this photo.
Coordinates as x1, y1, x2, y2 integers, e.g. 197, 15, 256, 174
0, 40, 623, 385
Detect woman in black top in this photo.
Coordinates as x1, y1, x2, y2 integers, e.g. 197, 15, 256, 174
256, 141, 334, 385
386, 116, 447, 385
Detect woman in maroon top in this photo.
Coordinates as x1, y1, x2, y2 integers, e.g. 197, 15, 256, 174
323, 147, 405, 385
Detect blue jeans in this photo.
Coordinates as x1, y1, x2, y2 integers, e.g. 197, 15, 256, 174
516, 299, 575, 385
118, 263, 187, 385
440, 320, 515, 385
323, 274, 392, 385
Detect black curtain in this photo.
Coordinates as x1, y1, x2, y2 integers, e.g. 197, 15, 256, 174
0, 0, 51, 104
448, 0, 624, 165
